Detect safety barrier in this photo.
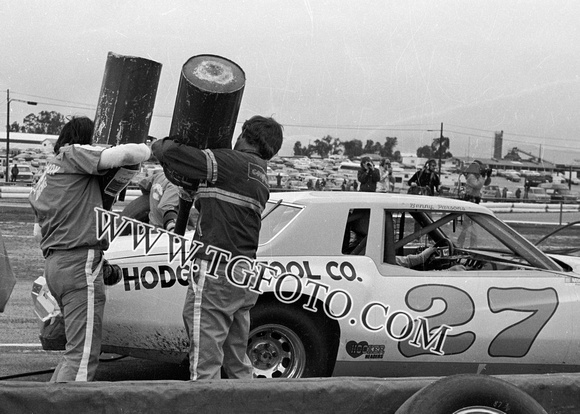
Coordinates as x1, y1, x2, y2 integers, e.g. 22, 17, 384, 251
0, 186, 141, 202
482, 201, 580, 213
1, 373, 579, 413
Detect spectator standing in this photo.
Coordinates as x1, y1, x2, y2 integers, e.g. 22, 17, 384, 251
407, 159, 440, 196
524, 179, 531, 199
376, 158, 393, 193
515, 188, 522, 199
10, 164, 19, 182
463, 161, 492, 204
357, 157, 380, 192
502, 187, 508, 198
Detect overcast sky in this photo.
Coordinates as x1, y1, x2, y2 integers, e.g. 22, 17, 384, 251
2, 0, 579, 162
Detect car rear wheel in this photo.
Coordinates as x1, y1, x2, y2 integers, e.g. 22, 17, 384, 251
248, 302, 334, 378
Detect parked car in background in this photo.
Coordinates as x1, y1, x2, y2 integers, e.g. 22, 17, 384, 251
525, 176, 550, 187
539, 183, 579, 203
481, 185, 501, 200
504, 171, 521, 182
525, 187, 551, 202
9, 164, 34, 183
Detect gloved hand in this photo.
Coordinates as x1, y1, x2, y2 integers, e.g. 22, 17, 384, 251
420, 246, 437, 260
165, 219, 176, 232
103, 259, 122, 286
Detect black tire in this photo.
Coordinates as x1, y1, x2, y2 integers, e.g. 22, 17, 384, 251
248, 301, 334, 378
395, 374, 547, 414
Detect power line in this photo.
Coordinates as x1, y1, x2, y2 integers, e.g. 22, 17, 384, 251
446, 122, 575, 144
11, 92, 95, 108
445, 128, 580, 153
4, 91, 579, 153
282, 123, 435, 132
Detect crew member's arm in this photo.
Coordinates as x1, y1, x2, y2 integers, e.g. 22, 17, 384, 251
158, 183, 180, 231
484, 170, 492, 186
97, 143, 151, 170
433, 174, 441, 193
151, 138, 211, 188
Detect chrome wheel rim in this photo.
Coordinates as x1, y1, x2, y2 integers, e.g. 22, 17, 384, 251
247, 323, 306, 378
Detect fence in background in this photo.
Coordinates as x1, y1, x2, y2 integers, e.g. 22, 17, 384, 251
2, 185, 580, 215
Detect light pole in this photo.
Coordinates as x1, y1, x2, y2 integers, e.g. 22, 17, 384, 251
5, 89, 37, 182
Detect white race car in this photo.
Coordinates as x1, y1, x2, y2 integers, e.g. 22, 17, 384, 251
37, 192, 580, 379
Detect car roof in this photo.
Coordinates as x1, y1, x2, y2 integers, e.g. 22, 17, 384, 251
268, 191, 494, 215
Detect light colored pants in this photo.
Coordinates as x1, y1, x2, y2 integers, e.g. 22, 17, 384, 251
183, 259, 259, 380
45, 248, 105, 382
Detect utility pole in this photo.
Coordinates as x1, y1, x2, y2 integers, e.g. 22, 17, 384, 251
426, 122, 444, 175
5, 89, 37, 182
438, 122, 443, 176
5, 89, 10, 183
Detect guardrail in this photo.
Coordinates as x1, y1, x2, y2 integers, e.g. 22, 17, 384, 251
0, 186, 142, 202
481, 201, 580, 213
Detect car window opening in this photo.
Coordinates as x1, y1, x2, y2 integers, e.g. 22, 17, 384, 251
342, 208, 370, 255
381, 210, 562, 273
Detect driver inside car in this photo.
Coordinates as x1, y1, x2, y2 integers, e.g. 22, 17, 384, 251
397, 244, 466, 271
396, 246, 437, 268
345, 212, 466, 271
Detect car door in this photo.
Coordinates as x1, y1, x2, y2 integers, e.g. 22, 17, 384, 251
363, 209, 580, 377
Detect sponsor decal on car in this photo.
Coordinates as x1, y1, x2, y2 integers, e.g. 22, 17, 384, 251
346, 341, 385, 359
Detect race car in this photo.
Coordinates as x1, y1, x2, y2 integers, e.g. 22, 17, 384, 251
37, 191, 580, 379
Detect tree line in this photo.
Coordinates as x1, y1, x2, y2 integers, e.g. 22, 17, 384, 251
9, 111, 454, 160
292, 135, 453, 160
9, 111, 66, 135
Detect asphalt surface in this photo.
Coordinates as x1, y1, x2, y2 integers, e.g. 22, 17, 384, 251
0, 347, 190, 382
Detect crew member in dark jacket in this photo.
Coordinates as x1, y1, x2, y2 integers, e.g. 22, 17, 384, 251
152, 115, 283, 381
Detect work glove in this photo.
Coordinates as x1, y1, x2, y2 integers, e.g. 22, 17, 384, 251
103, 259, 123, 286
